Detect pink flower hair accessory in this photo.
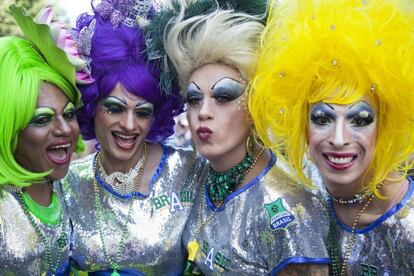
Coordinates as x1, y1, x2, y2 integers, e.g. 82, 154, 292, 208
35, 5, 94, 84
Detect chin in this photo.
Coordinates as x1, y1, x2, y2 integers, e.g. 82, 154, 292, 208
50, 166, 70, 181
323, 172, 360, 187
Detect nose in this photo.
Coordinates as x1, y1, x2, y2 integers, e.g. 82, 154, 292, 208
119, 110, 136, 132
53, 117, 71, 137
329, 118, 350, 147
198, 99, 214, 121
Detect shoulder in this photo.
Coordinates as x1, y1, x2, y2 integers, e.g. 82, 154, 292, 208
262, 165, 325, 209
161, 144, 207, 171
60, 153, 95, 202
63, 154, 94, 184
163, 144, 197, 161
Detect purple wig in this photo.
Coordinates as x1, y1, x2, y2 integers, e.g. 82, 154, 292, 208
74, 11, 183, 142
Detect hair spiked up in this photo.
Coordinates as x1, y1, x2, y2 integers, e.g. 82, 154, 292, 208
145, 0, 267, 94
249, 0, 414, 194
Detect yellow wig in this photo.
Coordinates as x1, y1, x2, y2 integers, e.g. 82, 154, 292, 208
249, 0, 414, 195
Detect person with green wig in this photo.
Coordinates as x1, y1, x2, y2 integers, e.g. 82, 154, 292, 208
0, 5, 83, 275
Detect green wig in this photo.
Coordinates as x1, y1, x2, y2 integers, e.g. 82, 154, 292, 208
0, 7, 81, 187
249, 0, 414, 195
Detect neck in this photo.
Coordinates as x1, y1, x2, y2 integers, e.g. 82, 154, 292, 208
324, 179, 364, 200
23, 181, 53, 206
209, 144, 247, 172
331, 175, 409, 227
100, 142, 146, 174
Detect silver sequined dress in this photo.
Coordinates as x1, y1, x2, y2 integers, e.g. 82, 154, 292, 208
331, 177, 414, 275
0, 183, 71, 276
60, 145, 204, 275
182, 154, 331, 275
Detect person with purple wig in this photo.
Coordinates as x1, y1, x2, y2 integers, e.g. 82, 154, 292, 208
60, 0, 206, 274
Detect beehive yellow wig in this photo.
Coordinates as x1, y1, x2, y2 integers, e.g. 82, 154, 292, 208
249, 0, 414, 195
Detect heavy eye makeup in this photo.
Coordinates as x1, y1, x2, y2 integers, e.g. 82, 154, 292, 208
310, 103, 335, 126
29, 107, 56, 127
185, 82, 203, 106
101, 96, 127, 114
347, 102, 375, 127
135, 100, 154, 119
211, 77, 245, 103
63, 102, 76, 120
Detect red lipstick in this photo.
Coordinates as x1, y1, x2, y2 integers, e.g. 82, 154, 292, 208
196, 126, 213, 141
323, 152, 357, 171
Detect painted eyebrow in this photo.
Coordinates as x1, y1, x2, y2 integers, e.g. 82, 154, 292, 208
33, 106, 56, 115
135, 100, 153, 108
63, 101, 72, 109
325, 103, 335, 110
211, 77, 243, 90
104, 96, 128, 106
311, 104, 337, 117
188, 81, 202, 91
348, 100, 371, 110
346, 104, 375, 119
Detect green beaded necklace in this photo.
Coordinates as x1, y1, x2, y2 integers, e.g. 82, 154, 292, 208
208, 153, 254, 203
16, 191, 68, 275
92, 148, 147, 276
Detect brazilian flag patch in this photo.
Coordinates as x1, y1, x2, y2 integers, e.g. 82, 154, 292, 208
264, 198, 295, 230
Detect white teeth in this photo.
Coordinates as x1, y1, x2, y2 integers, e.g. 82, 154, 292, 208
114, 133, 135, 139
328, 156, 353, 164
50, 144, 70, 150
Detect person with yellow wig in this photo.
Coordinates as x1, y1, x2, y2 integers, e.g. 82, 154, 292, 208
250, 0, 414, 275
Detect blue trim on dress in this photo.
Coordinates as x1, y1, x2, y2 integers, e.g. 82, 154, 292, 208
270, 256, 331, 275
332, 176, 414, 234
55, 261, 71, 276
205, 152, 277, 212
88, 268, 145, 276
94, 144, 168, 200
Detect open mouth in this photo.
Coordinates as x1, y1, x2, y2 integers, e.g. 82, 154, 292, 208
112, 131, 138, 150
323, 153, 357, 170
46, 143, 71, 165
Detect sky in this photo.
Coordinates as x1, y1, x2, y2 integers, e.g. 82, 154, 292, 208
56, 0, 166, 26
56, 0, 97, 26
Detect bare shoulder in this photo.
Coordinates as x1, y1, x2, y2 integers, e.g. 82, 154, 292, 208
278, 264, 329, 276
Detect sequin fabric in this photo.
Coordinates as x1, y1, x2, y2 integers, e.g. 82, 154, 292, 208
182, 155, 330, 275
60, 145, 205, 274
0, 182, 71, 275
331, 177, 414, 275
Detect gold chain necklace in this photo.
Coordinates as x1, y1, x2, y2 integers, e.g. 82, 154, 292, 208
185, 148, 265, 268
333, 182, 382, 276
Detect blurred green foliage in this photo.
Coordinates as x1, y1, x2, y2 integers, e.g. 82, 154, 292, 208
0, 0, 57, 36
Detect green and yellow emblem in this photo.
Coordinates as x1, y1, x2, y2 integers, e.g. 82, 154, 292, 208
264, 198, 295, 230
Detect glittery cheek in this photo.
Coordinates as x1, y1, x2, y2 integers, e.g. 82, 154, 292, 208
236, 93, 248, 111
